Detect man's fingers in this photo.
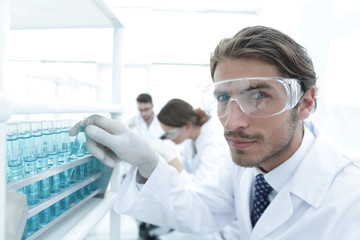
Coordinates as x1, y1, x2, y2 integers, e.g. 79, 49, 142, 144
86, 137, 106, 161
81, 115, 125, 135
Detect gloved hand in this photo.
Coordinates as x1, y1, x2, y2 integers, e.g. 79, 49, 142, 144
69, 114, 159, 178
148, 139, 178, 163
6, 187, 27, 240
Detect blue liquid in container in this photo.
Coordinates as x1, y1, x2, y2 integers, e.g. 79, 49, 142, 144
26, 182, 39, 205
76, 164, 85, 181
38, 178, 50, 199
26, 214, 39, 237
69, 126, 86, 161
59, 170, 69, 188
39, 208, 51, 226
7, 123, 23, 181
50, 174, 60, 193
51, 202, 61, 219
60, 196, 70, 212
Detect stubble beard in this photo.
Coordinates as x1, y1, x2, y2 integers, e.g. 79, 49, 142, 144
228, 110, 299, 168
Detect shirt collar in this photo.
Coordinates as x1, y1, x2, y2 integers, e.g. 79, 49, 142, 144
255, 124, 315, 193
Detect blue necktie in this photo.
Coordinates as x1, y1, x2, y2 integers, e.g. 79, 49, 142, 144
251, 174, 273, 227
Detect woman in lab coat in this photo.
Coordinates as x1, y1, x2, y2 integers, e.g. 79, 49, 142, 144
150, 98, 237, 239
155, 98, 228, 184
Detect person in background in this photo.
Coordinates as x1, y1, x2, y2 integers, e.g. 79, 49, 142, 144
128, 93, 166, 240
129, 93, 164, 141
71, 26, 360, 239
148, 98, 238, 240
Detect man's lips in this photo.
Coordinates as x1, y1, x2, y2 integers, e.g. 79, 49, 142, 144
227, 138, 255, 149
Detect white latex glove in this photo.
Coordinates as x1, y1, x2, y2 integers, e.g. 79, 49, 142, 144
69, 114, 159, 178
148, 139, 178, 163
6, 187, 27, 240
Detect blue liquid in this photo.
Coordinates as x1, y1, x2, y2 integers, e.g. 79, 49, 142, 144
26, 214, 39, 236
7, 133, 23, 181
51, 202, 61, 219
7, 164, 23, 182
85, 160, 92, 176
76, 164, 85, 181
38, 178, 50, 199
77, 187, 85, 201
26, 183, 39, 205
59, 170, 69, 188
68, 167, 77, 184
50, 174, 60, 193
60, 196, 70, 212
69, 126, 86, 161
39, 208, 51, 226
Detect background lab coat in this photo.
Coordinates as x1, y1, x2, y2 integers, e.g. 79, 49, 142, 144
114, 121, 360, 239
178, 117, 229, 185
130, 114, 164, 141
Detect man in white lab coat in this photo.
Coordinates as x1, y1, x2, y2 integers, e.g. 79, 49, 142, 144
71, 26, 360, 239
129, 93, 164, 141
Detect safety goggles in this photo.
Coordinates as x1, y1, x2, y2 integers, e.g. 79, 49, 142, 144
202, 77, 303, 118
164, 127, 182, 140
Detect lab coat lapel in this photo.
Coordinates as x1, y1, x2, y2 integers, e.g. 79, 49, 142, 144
237, 168, 254, 235
251, 187, 293, 239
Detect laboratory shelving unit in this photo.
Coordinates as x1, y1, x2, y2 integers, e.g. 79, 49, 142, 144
0, 0, 125, 239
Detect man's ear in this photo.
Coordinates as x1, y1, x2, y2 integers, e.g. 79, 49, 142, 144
298, 86, 316, 120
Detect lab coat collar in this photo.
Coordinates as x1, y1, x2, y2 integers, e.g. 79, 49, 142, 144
251, 121, 352, 238
289, 121, 351, 208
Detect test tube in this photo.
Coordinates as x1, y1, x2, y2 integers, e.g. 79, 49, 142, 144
60, 196, 70, 213
68, 125, 86, 182
59, 120, 71, 188
69, 125, 86, 161
25, 214, 39, 237
19, 121, 39, 205
32, 121, 48, 172
18, 121, 36, 175
39, 207, 51, 227
50, 201, 61, 220
6, 122, 23, 182
38, 177, 50, 200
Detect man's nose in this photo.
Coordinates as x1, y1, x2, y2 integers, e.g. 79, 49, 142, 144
223, 99, 249, 130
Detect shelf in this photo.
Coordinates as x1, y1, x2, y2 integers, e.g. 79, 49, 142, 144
28, 172, 102, 218
10, 0, 123, 30
33, 192, 118, 240
27, 189, 101, 240
8, 156, 94, 190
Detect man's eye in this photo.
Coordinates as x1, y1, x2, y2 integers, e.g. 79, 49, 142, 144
252, 91, 269, 99
216, 94, 230, 102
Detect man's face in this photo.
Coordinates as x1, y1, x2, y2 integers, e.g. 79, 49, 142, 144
214, 58, 305, 172
138, 102, 154, 122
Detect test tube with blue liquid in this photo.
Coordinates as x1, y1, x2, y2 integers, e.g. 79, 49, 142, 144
47, 120, 59, 168
25, 214, 39, 237
6, 122, 23, 183
68, 125, 86, 183
59, 120, 72, 188
18, 121, 39, 205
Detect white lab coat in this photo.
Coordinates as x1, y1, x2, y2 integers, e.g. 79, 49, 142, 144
130, 114, 164, 141
179, 117, 229, 185
115, 121, 360, 240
